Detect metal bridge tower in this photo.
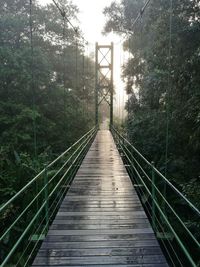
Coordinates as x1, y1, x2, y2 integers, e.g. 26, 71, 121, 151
95, 42, 114, 127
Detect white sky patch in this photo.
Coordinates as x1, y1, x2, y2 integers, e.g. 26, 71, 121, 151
39, 0, 127, 119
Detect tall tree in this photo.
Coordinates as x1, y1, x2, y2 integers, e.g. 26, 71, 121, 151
0, 0, 95, 203
103, 0, 200, 206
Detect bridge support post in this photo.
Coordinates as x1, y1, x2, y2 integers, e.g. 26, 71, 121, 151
95, 42, 114, 127
151, 162, 156, 231
44, 167, 49, 232
95, 43, 99, 126
110, 42, 114, 127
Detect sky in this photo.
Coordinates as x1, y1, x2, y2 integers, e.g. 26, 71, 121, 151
40, 0, 127, 119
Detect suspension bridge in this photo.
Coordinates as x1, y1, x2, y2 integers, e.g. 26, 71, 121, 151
0, 0, 200, 266
0, 41, 199, 266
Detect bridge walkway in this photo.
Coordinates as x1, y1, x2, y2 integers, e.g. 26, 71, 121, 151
32, 130, 168, 267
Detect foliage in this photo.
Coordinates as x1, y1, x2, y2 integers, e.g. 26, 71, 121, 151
104, 3, 200, 264
103, 0, 200, 204
0, 0, 95, 205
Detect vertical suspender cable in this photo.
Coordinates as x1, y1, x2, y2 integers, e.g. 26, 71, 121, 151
128, 37, 131, 127
52, 0, 86, 127
139, 16, 143, 106
82, 49, 85, 115
122, 44, 125, 125
75, 39, 78, 118
82, 48, 85, 89
86, 43, 89, 115
29, 0, 39, 228
119, 43, 122, 123
61, 11, 68, 135
29, 0, 37, 158
62, 15, 67, 127
165, 0, 173, 178
75, 38, 78, 90
119, 43, 121, 123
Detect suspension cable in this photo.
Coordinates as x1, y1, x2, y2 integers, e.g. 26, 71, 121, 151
63, 16, 66, 89
132, 0, 151, 28
112, 0, 151, 41
29, 0, 37, 158
165, 0, 173, 178
82, 48, 85, 91
127, 38, 131, 122
75, 38, 78, 90
52, 0, 90, 48
52, 0, 78, 34
138, 15, 144, 106
62, 13, 68, 136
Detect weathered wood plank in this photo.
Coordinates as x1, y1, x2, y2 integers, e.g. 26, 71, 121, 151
37, 247, 163, 257
47, 228, 154, 236
53, 219, 149, 224
32, 264, 168, 267
41, 240, 160, 249
32, 130, 168, 266
50, 223, 152, 230
44, 233, 158, 242
57, 211, 147, 216
33, 255, 167, 265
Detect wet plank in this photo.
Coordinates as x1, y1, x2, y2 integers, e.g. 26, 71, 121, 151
37, 247, 163, 257
32, 130, 168, 266
44, 233, 158, 242
40, 240, 159, 249
33, 265, 168, 267
33, 255, 167, 265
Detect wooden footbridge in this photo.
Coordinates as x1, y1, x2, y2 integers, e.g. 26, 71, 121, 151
1, 127, 200, 267
2, 0, 200, 265
1, 42, 200, 265
32, 130, 168, 266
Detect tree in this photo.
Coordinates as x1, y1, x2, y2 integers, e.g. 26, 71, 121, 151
103, 0, 200, 205
0, 0, 95, 202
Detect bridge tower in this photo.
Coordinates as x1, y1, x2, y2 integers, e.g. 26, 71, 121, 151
95, 42, 114, 127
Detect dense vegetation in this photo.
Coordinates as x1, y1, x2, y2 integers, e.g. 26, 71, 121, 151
103, 0, 200, 208
1, 0, 199, 265
0, 0, 95, 204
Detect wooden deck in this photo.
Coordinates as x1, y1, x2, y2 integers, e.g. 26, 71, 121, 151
32, 130, 168, 267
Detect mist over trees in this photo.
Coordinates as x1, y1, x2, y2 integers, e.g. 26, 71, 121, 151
103, 0, 200, 207
0, 0, 200, 265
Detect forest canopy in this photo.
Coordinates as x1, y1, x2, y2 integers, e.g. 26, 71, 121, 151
0, 0, 95, 203
103, 0, 200, 208
0, 0, 200, 266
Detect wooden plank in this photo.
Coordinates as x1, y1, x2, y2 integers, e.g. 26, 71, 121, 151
33, 255, 167, 265
53, 218, 149, 224
50, 223, 152, 230
32, 264, 168, 267
41, 240, 160, 249
37, 247, 163, 257
47, 228, 154, 236
57, 211, 147, 216
54, 214, 148, 220
44, 233, 158, 243
32, 130, 168, 266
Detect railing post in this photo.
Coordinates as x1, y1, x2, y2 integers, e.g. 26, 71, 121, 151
44, 166, 49, 232
163, 179, 167, 215
151, 162, 156, 231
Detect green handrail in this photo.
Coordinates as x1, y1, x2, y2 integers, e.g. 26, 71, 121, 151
111, 125, 200, 267
0, 126, 97, 266
111, 126, 200, 216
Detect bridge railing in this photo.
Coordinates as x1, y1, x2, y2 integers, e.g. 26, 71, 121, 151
111, 126, 200, 267
0, 126, 98, 266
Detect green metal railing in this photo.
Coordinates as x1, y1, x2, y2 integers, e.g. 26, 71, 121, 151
111, 126, 200, 267
0, 126, 97, 266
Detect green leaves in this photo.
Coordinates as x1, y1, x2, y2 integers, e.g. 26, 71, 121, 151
0, 0, 95, 204
104, 0, 200, 206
